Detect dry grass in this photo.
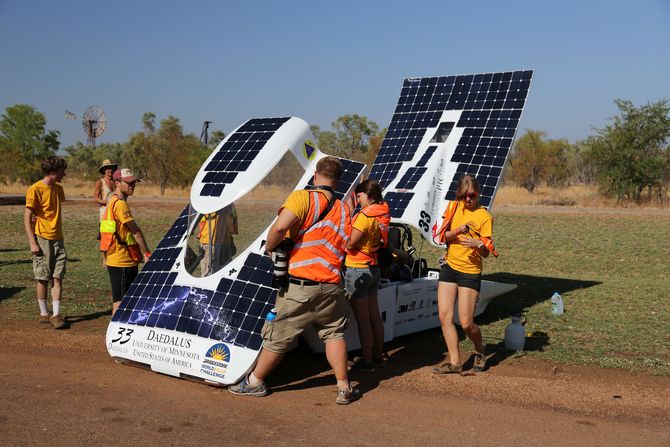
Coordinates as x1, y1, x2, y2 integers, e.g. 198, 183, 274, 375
1, 179, 292, 202
494, 185, 610, 208
2, 180, 666, 209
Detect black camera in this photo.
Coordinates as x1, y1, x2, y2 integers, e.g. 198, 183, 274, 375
271, 239, 294, 295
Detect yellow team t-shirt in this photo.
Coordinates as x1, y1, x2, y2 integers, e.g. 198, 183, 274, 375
345, 213, 381, 268
105, 199, 139, 268
281, 190, 323, 239
199, 207, 236, 245
25, 180, 65, 240
446, 201, 493, 274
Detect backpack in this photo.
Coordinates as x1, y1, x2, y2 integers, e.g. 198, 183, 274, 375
376, 246, 394, 269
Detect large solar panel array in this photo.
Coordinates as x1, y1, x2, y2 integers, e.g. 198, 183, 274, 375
200, 117, 290, 197
112, 156, 366, 353
370, 70, 533, 214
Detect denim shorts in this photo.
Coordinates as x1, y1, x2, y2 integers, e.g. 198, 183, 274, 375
344, 266, 381, 299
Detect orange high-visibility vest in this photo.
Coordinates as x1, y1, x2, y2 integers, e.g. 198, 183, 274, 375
288, 191, 351, 284
433, 200, 459, 245
100, 196, 142, 261
345, 201, 391, 266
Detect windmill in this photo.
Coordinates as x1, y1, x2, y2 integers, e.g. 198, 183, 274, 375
82, 106, 107, 146
66, 106, 107, 146
200, 120, 212, 145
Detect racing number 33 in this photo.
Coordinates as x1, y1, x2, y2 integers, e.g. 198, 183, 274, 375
112, 327, 134, 345
418, 210, 431, 232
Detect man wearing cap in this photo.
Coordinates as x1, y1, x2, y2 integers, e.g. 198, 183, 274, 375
94, 159, 117, 266
100, 168, 151, 316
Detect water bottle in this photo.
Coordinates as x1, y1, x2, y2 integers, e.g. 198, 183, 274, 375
265, 307, 277, 322
504, 313, 526, 352
551, 292, 564, 315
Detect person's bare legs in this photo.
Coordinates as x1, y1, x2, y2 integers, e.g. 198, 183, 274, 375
325, 338, 350, 386
36, 280, 48, 301
251, 348, 285, 382
350, 297, 374, 364
51, 277, 62, 307
367, 294, 385, 359
456, 286, 485, 354
437, 281, 460, 365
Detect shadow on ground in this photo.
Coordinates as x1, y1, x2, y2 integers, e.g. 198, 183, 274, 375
269, 272, 600, 394
0, 287, 25, 302
480, 272, 601, 325
66, 310, 110, 324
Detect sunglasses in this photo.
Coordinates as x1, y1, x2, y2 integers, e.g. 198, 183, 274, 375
464, 192, 478, 200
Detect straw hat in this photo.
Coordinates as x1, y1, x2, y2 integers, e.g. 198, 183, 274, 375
99, 159, 118, 174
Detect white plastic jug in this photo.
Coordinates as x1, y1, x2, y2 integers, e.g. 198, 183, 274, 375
551, 292, 564, 315
504, 314, 526, 352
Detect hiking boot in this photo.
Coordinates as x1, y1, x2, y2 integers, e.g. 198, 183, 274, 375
50, 314, 66, 329
473, 352, 486, 372
336, 386, 361, 405
228, 375, 268, 397
38, 313, 52, 324
350, 357, 375, 372
432, 362, 462, 375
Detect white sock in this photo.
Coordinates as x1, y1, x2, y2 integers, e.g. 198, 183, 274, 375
248, 372, 262, 386
38, 300, 49, 316
337, 380, 351, 391
52, 301, 61, 316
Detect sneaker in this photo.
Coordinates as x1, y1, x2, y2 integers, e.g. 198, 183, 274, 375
38, 313, 51, 324
336, 386, 361, 405
373, 352, 389, 368
432, 362, 462, 375
50, 314, 66, 329
228, 375, 268, 397
350, 357, 375, 372
473, 352, 486, 372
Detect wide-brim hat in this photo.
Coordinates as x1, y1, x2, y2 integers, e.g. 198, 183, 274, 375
99, 159, 118, 174
113, 168, 141, 183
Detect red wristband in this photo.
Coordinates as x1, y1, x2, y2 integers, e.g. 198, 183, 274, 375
144, 251, 151, 257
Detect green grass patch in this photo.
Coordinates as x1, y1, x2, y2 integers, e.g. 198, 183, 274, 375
1, 203, 669, 375
411, 210, 670, 375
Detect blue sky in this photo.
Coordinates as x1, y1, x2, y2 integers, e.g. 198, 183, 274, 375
1, 0, 668, 149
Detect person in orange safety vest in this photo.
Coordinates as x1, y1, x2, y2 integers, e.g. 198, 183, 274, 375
100, 168, 151, 316
228, 156, 361, 405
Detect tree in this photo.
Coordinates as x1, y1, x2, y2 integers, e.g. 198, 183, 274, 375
64, 142, 125, 180
543, 138, 572, 188
209, 130, 226, 149
127, 113, 206, 195
365, 129, 386, 168
317, 130, 337, 156
570, 141, 597, 185
0, 104, 60, 183
506, 130, 548, 193
330, 114, 380, 161
585, 99, 670, 204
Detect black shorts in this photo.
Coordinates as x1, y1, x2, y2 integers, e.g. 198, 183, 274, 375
439, 263, 481, 291
107, 265, 139, 303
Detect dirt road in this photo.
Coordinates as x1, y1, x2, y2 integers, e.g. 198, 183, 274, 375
0, 317, 668, 446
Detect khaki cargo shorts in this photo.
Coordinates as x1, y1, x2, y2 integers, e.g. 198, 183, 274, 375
262, 282, 349, 353
33, 237, 67, 281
